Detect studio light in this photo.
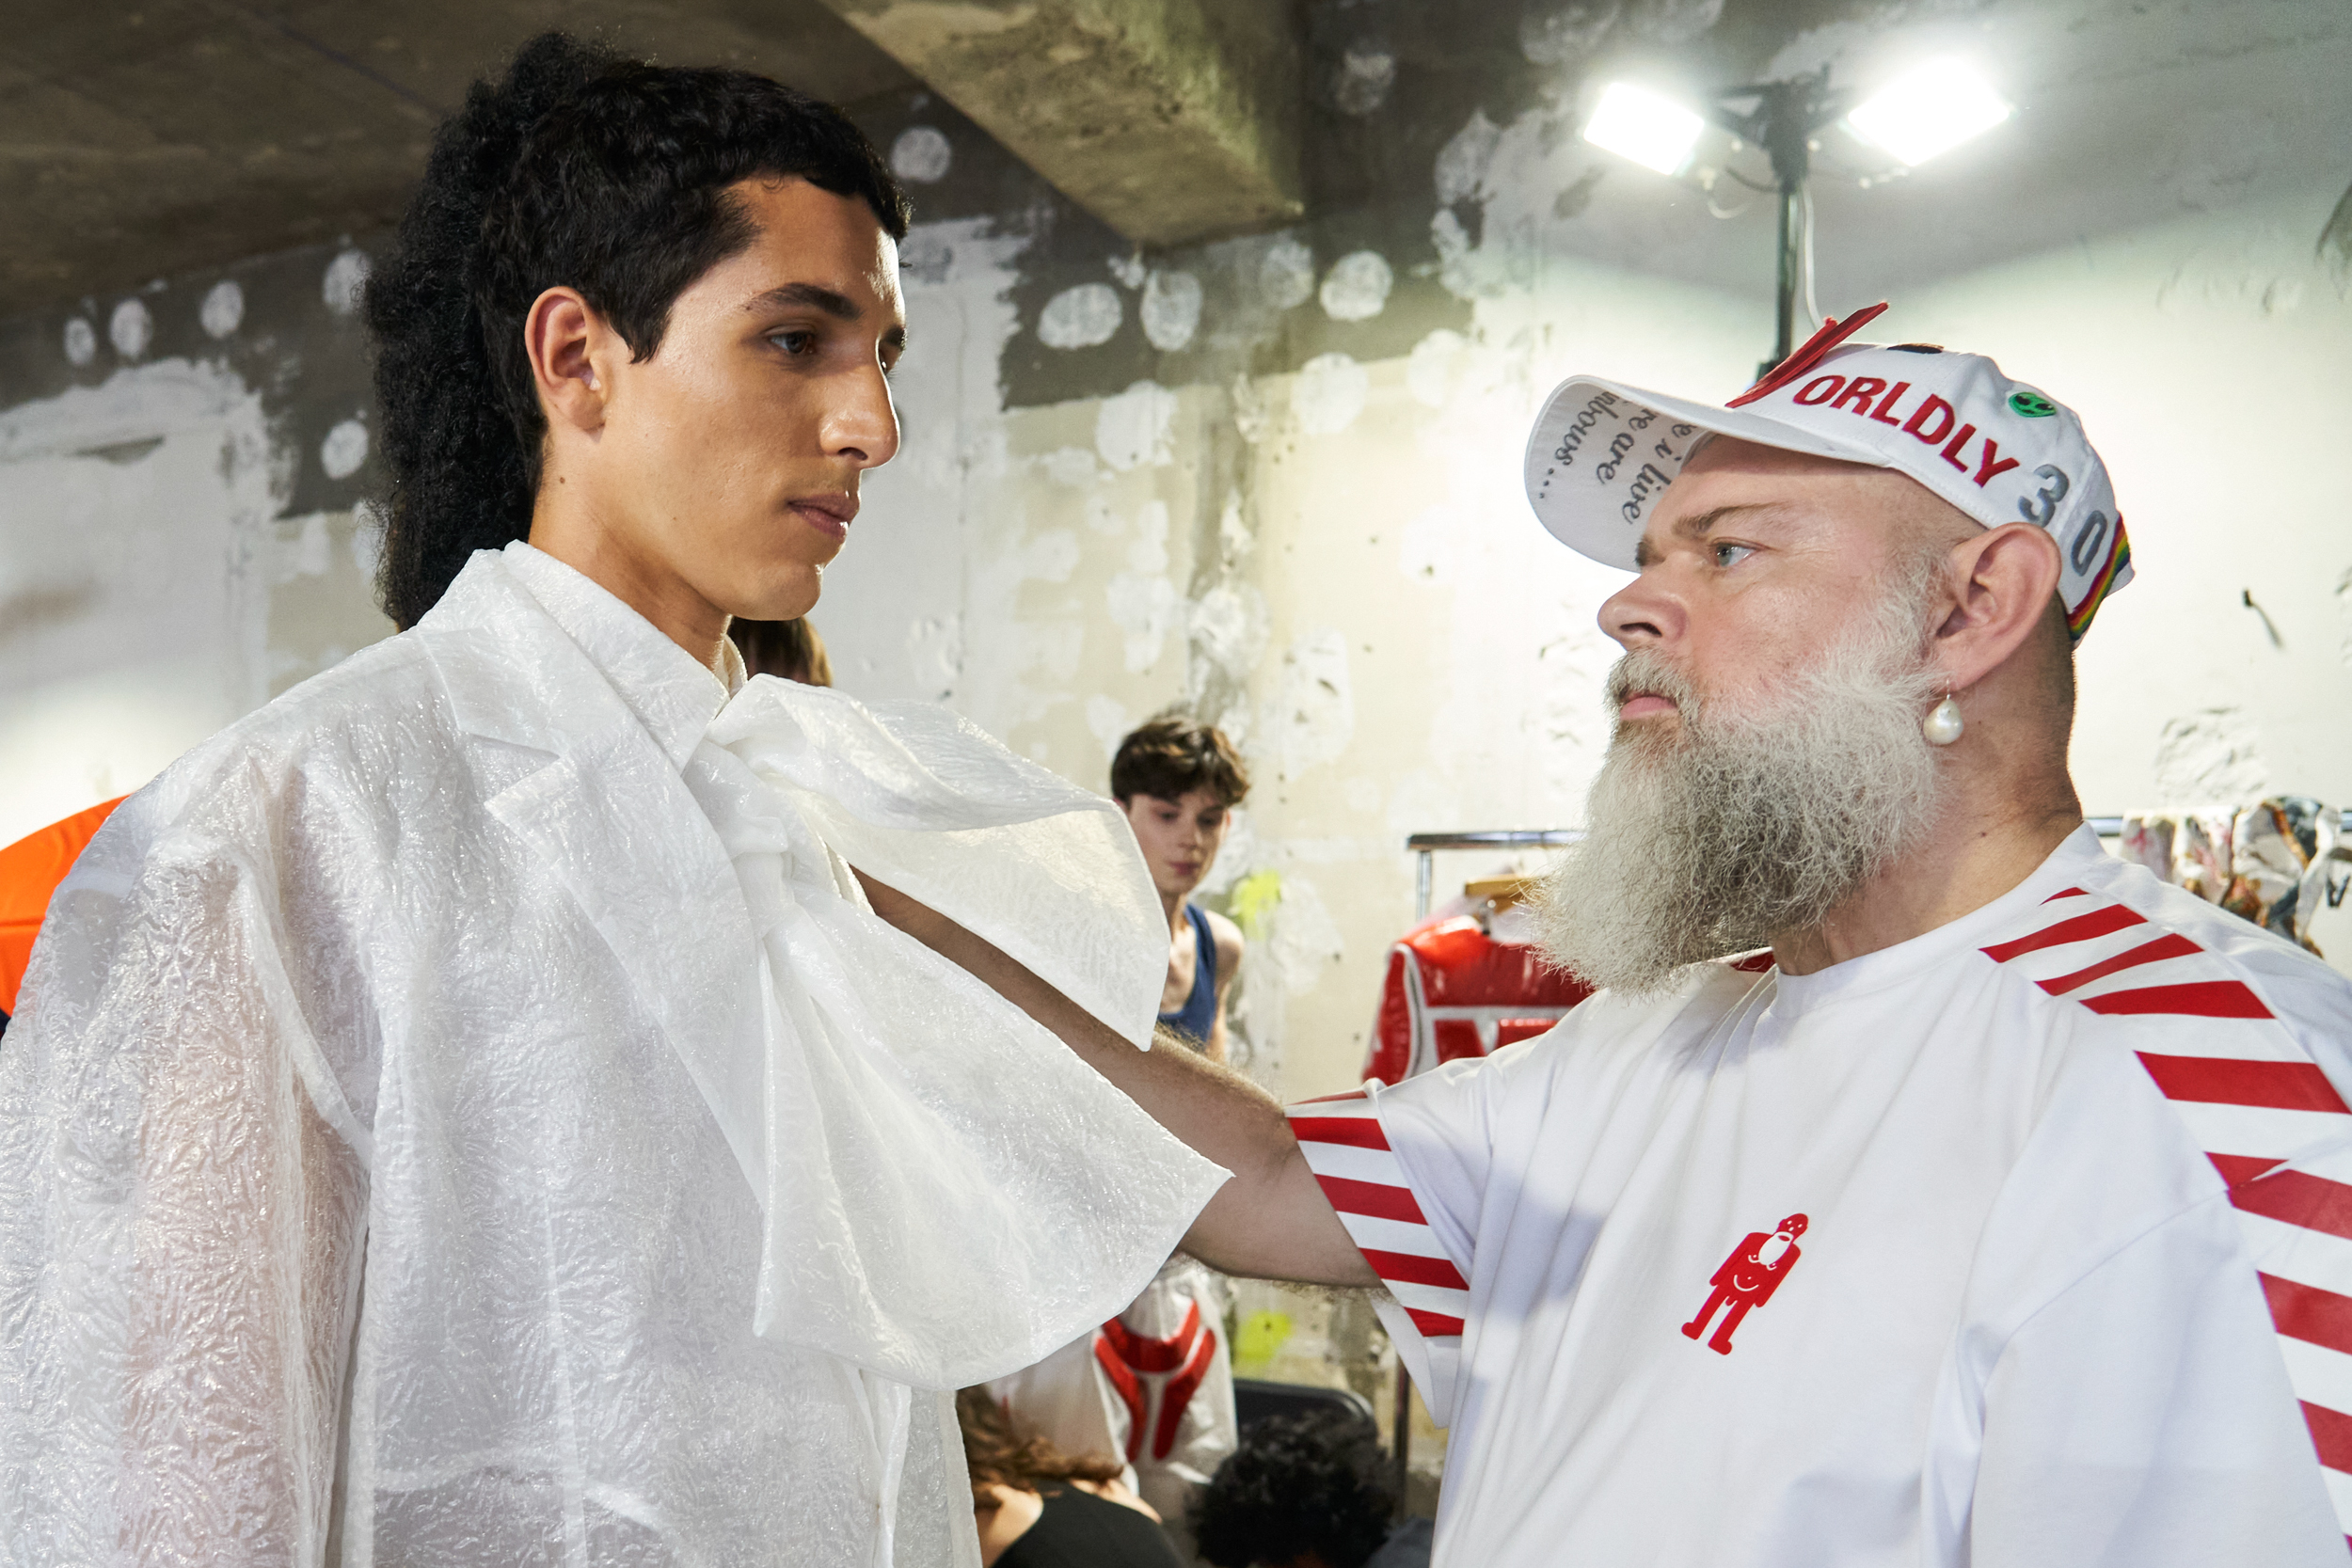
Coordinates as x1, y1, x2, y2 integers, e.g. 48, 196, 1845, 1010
1581, 82, 1704, 177
1846, 60, 2011, 166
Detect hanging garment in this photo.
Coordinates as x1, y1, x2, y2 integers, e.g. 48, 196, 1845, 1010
987, 1256, 1237, 1546
1156, 903, 1218, 1047
1289, 828, 2352, 1567
1362, 913, 1592, 1085
0, 795, 124, 1025
2119, 800, 2341, 953
0, 541, 1229, 1568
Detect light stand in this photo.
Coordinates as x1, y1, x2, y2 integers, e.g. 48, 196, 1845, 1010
1706, 67, 1848, 375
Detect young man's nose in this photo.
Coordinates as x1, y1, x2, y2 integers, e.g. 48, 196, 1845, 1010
825, 364, 900, 469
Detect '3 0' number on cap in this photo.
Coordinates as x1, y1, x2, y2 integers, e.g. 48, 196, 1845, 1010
2018, 464, 2069, 527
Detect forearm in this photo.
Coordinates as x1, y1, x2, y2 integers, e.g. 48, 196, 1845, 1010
858, 871, 1372, 1285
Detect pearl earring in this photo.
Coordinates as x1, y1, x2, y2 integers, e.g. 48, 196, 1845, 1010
1923, 694, 1964, 747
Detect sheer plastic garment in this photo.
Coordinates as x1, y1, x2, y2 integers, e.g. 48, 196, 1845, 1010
0, 543, 1229, 1567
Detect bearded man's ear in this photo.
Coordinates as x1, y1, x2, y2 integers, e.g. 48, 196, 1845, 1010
1929, 522, 2064, 698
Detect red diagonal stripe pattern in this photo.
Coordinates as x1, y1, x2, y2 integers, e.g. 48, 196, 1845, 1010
1980, 903, 2145, 963
1289, 1116, 1391, 1151
1404, 1307, 1468, 1338
2212, 1153, 2288, 1186
1311, 1173, 1430, 1226
2089, 981, 2274, 1020
2137, 1054, 2345, 1113
1287, 1099, 1468, 1346
2301, 1402, 2352, 1475
1362, 1247, 1470, 1291
1293, 1088, 1372, 1105
2232, 1169, 2352, 1244
2039, 932, 2202, 996
2264, 1273, 2352, 1358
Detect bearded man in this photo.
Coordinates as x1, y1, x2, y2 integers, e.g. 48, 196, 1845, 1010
873, 307, 2352, 1566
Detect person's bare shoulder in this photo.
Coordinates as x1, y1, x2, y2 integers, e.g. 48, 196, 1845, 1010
1204, 908, 1246, 979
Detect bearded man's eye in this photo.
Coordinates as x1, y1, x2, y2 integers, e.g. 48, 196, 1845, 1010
1712, 543, 1755, 569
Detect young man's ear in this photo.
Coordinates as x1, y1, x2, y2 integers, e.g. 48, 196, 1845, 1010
523, 286, 617, 437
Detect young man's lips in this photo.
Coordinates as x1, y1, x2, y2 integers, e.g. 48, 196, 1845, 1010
788, 496, 855, 540
1619, 693, 1677, 719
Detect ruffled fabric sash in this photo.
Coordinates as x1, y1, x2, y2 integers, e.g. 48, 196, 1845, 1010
673, 676, 1228, 1394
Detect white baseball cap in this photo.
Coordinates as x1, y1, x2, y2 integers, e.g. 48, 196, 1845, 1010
1522, 303, 2132, 641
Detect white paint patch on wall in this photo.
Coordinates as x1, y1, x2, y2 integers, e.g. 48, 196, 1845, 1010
1319, 251, 1393, 322
1140, 269, 1203, 351
319, 418, 369, 480
1293, 353, 1369, 435
108, 299, 152, 362
1095, 380, 1177, 470
1259, 236, 1315, 309
1406, 328, 1467, 407
323, 248, 371, 316
199, 280, 245, 340
1434, 110, 1501, 206
1332, 43, 1397, 116
1105, 498, 1178, 672
890, 125, 954, 183
2153, 707, 2269, 802
1038, 282, 1122, 348
1261, 629, 1354, 782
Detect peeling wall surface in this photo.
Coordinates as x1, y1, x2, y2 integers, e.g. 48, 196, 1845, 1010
6, 0, 2352, 1126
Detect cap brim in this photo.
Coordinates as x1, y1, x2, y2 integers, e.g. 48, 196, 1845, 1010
1522, 375, 1896, 570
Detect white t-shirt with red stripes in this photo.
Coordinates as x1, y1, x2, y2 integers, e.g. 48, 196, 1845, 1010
1289, 827, 2352, 1566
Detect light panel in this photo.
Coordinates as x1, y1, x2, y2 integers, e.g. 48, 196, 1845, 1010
1581, 82, 1705, 177
1846, 61, 2010, 166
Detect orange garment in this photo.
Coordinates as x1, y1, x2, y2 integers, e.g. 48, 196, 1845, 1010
0, 797, 125, 1017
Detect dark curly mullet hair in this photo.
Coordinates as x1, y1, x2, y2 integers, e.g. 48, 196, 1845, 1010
364, 31, 910, 629
1191, 1410, 1397, 1568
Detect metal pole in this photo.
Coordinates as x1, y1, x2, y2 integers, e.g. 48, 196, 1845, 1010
1774, 177, 1798, 366
1394, 1364, 1412, 1516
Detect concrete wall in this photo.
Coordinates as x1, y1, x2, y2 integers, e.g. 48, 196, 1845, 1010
5, 28, 2351, 1109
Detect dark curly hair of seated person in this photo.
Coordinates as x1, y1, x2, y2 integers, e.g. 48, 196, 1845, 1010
363, 30, 909, 629
1190, 1409, 1396, 1568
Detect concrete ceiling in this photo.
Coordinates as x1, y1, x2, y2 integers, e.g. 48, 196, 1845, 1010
6, 0, 2347, 324
0, 0, 915, 318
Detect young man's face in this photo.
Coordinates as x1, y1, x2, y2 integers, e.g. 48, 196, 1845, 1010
1121, 789, 1233, 902
584, 176, 905, 626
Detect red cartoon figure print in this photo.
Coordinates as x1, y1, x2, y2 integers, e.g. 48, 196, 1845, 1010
1681, 1213, 1808, 1354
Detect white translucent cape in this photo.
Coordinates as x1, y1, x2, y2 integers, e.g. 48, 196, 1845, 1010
0, 544, 1228, 1566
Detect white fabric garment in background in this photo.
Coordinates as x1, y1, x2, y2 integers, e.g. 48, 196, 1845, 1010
0, 542, 1228, 1566
987, 1254, 1238, 1543
1298, 830, 2352, 1567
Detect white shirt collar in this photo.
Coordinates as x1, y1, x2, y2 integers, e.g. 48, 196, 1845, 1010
501, 541, 744, 771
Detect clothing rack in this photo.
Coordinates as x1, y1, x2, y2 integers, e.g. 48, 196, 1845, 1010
1409, 819, 2153, 923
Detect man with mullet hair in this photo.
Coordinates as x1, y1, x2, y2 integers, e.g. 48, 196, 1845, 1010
879, 306, 2352, 1566
0, 35, 1222, 1567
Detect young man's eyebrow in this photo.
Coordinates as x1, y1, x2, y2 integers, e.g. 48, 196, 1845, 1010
747, 282, 862, 320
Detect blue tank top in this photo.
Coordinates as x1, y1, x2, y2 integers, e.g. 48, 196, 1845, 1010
1156, 902, 1218, 1047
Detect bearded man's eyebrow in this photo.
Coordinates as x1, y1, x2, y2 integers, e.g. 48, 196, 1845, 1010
1675, 504, 1786, 542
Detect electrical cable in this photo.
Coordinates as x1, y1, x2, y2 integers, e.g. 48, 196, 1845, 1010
1802, 182, 1821, 328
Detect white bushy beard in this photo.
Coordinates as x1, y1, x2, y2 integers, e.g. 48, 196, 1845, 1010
1534, 567, 1948, 995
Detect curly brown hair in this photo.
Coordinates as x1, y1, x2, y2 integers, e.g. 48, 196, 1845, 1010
955, 1387, 1124, 1507
1109, 712, 1249, 807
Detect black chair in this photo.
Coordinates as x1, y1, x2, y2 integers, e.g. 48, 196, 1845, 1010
1232, 1377, 1379, 1437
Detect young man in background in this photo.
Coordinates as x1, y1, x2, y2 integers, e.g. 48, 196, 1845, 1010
1112, 714, 1248, 1063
